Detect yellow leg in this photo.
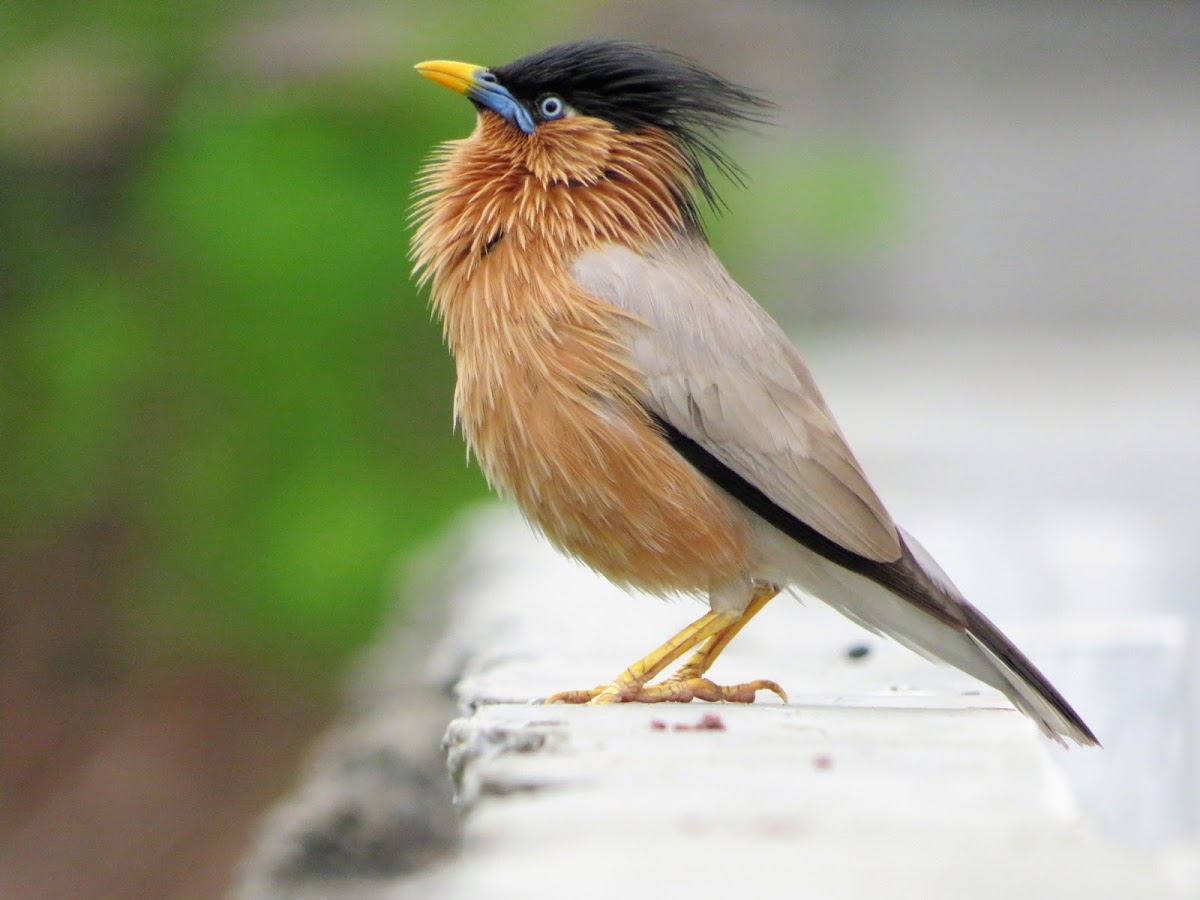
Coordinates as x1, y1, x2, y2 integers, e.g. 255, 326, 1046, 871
669, 584, 779, 683
546, 584, 786, 705
546, 609, 732, 704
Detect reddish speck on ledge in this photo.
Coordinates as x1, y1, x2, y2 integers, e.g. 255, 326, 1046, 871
676, 713, 726, 731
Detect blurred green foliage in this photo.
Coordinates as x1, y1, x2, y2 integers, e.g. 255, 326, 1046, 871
0, 1, 902, 681
0, 2, 504, 675
122, 84, 486, 663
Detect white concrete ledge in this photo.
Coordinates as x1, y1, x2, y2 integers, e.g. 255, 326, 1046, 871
396, 507, 1197, 899
235, 336, 1200, 898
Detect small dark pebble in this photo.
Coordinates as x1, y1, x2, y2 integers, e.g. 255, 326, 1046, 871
845, 643, 871, 661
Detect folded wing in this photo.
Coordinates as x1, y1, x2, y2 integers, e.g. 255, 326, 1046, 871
572, 239, 901, 564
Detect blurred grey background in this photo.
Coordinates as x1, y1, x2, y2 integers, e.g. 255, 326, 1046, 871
637, 1, 1200, 328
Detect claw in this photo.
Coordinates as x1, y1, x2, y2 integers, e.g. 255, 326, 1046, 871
546, 675, 787, 705
544, 586, 785, 707
635, 675, 787, 704
545, 685, 610, 704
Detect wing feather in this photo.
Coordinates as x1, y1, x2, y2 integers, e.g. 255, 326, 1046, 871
572, 239, 901, 563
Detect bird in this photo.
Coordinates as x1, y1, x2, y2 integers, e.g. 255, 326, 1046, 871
411, 39, 1098, 747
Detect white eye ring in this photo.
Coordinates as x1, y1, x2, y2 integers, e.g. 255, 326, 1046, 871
537, 94, 565, 120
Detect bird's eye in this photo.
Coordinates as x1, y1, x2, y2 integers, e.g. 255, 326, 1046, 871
537, 94, 565, 120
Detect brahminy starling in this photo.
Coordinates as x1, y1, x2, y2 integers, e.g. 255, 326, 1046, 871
411, 39, 1097, 747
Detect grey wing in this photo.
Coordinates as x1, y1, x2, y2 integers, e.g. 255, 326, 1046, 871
572, 240, 901, 564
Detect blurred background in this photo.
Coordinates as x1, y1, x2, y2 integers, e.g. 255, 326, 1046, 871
1, 0, 1196, 895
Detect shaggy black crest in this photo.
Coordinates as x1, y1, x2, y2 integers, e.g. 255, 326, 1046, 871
491, 40, 773, 212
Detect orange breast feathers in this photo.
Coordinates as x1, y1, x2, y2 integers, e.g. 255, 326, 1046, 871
411, 115, 750, 592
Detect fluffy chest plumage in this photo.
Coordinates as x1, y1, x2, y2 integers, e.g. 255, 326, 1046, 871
411, 118, 750, 591
435, 237, 749, 592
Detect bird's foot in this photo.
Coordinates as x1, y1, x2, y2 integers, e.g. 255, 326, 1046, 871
544, 595, 787, 705
625, 675, 787, 704
546, 675, 786, 705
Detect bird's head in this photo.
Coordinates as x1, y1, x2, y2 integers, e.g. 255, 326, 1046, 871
415, 40, 771, 230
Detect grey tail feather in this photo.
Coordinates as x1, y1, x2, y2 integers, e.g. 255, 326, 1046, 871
898, 528, 1099, 748
960, 602, 1100, 748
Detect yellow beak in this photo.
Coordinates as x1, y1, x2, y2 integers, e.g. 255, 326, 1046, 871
416, 58, 537, 133
414, 60, 486, 95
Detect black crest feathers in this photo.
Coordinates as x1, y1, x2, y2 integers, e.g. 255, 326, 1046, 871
491, 40, 774, 213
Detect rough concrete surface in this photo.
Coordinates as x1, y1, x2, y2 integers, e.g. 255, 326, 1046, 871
398, 507, 1198, 900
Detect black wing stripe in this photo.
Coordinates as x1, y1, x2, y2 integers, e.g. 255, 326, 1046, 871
652, 412, 1099, 745
650, 412, 961, 628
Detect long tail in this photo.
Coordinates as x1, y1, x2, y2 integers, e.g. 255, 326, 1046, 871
653, 409, 1097, 745
959, 602, 1098, 746
891, 529, 1098, 747
794, 527, 1099, 747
